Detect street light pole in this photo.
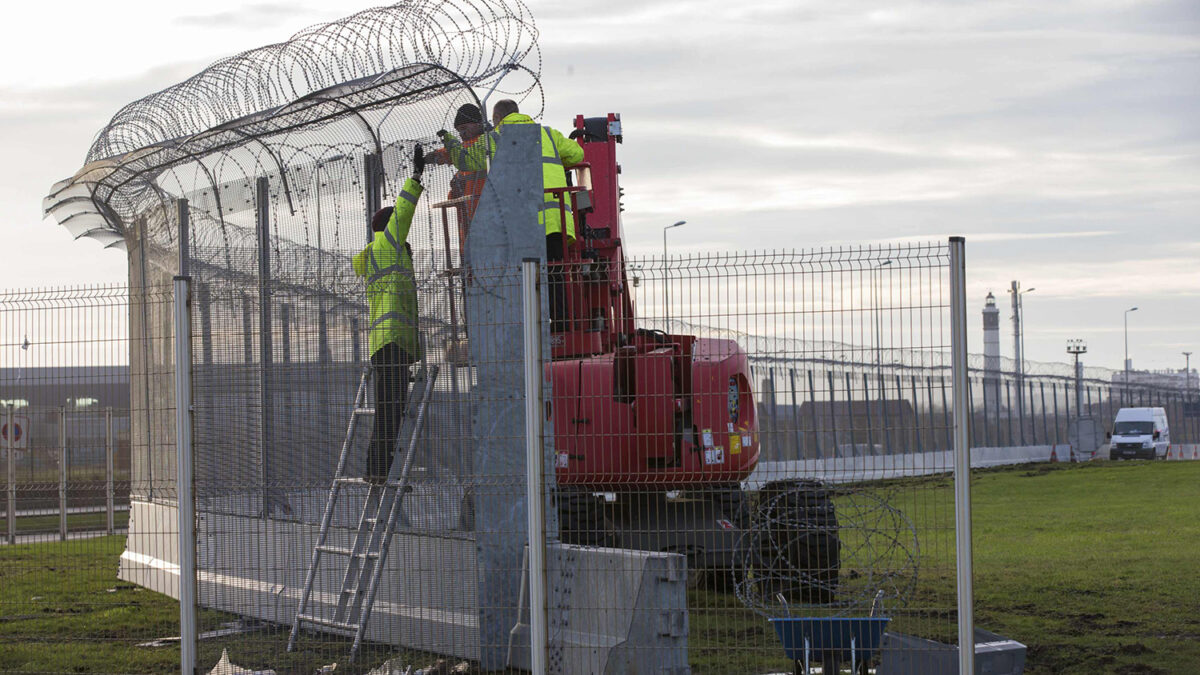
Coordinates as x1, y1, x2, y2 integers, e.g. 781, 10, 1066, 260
1007, 283, 1033, 441
1019, 287, 1035, 376
1067, 340, 1087, 423
662, 220, 686, 331
1184, 351, 1193, 396
1124, 306, 1138, 404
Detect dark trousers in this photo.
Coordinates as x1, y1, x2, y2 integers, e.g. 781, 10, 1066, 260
367, 343, 413, 480
546, 234, 567, 330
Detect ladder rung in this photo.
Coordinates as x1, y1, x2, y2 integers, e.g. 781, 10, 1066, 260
354, 407, 375, 415
334, 476, 411, 487
316, 545, 379, 559
334, 477, 412, 489
297, 614, 360, 633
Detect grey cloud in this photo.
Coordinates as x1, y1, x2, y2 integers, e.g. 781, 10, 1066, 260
0, 61, 208, 125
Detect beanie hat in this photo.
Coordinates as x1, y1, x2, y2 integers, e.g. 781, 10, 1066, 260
453, 104, 483, 127
371, 206, 393, 232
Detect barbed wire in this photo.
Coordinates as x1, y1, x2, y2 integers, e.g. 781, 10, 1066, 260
734, 481, 919, 619
86, 1, 540, 164
45, 0, 543, 254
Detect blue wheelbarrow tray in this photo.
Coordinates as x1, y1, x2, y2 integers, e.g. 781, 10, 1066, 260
770, 617, 891, 666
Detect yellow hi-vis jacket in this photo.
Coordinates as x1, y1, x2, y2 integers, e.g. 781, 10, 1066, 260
353, 178, 423, 359
447, 113, 585, 240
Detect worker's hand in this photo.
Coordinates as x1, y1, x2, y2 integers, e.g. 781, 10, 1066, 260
412, 144, 425, 180
437, 129, 461, 152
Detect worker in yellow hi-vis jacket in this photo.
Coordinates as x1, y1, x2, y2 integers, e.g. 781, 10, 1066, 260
353, 145, 425, 483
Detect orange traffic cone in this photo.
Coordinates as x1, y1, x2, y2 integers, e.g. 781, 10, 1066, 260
1049, 446, 1059, 463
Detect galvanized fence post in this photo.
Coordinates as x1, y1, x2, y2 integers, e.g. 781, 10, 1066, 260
174, 274, 198, 675
1004, 381, 1014, 446
845, 370, 856, 456
59, 406, 67, 541
925, 376, 936, 450
1039, 382, 1049, 447
520, 259, 548, 675
5, 405, 13, 545
106, 406, 115, 535
1028, 380, 1038, 444
941, 375, 951, 450
949, 236, 975, 675
911, 375, 922, 452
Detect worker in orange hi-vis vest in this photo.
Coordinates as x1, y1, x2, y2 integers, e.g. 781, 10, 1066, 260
428, 103, 488, 257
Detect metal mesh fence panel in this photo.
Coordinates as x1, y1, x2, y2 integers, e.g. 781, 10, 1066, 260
4, 274, 1198, 671
1, 284, 178, 672
22, 1, 1200, 672
550, 245, 957, 672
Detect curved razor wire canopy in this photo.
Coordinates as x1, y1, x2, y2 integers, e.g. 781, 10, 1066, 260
44, 0, 541, 260
41, 0, 543, 507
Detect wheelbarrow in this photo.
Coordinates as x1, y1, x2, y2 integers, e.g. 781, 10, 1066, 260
769, 616, 891, 674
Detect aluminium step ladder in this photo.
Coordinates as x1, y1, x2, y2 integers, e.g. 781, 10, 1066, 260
287, 362, 440, 662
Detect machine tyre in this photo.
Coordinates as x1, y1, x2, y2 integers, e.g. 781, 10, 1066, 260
557, 490, 610, 546
755, 479, 841, 605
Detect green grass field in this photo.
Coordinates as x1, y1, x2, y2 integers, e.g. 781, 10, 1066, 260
2, 461, 1198, 673
10, 510, 130, 535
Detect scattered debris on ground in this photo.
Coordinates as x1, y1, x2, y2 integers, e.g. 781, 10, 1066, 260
207, 649, 276, 675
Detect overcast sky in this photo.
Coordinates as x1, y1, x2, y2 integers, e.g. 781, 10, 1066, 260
1, 0, 1197, 372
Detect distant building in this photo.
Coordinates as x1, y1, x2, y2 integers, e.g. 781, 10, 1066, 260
0, 366, 130, 467
1110, 366, 1193, 391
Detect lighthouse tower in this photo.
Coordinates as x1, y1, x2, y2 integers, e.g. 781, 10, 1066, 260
983, 292, 1001, 374
983, 292, 1003, 427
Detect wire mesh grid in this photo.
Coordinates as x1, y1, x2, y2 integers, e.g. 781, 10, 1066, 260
0, 284, 169, 671
18, 1, 1200, 672
559, 245, 954, 673
5, 273, 1199, 671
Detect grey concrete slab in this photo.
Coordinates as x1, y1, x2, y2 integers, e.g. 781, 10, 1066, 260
507, 543, 691, 674
118, 500, 481, 661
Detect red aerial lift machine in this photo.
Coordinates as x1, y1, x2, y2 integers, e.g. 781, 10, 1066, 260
541, 114, 761, 573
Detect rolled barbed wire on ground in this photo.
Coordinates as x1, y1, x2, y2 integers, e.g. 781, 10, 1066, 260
734, 480, 919, 619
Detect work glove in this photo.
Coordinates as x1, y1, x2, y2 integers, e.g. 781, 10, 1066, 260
438, 129, 462, 155
412, 144, 425, 181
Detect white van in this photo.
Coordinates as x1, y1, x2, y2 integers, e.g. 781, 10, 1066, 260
1108, 407, 1170, 460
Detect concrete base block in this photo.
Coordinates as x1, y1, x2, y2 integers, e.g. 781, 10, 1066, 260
879, 628, 1026, 674
119, 500, 480, 661
507, 543, 691, 674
